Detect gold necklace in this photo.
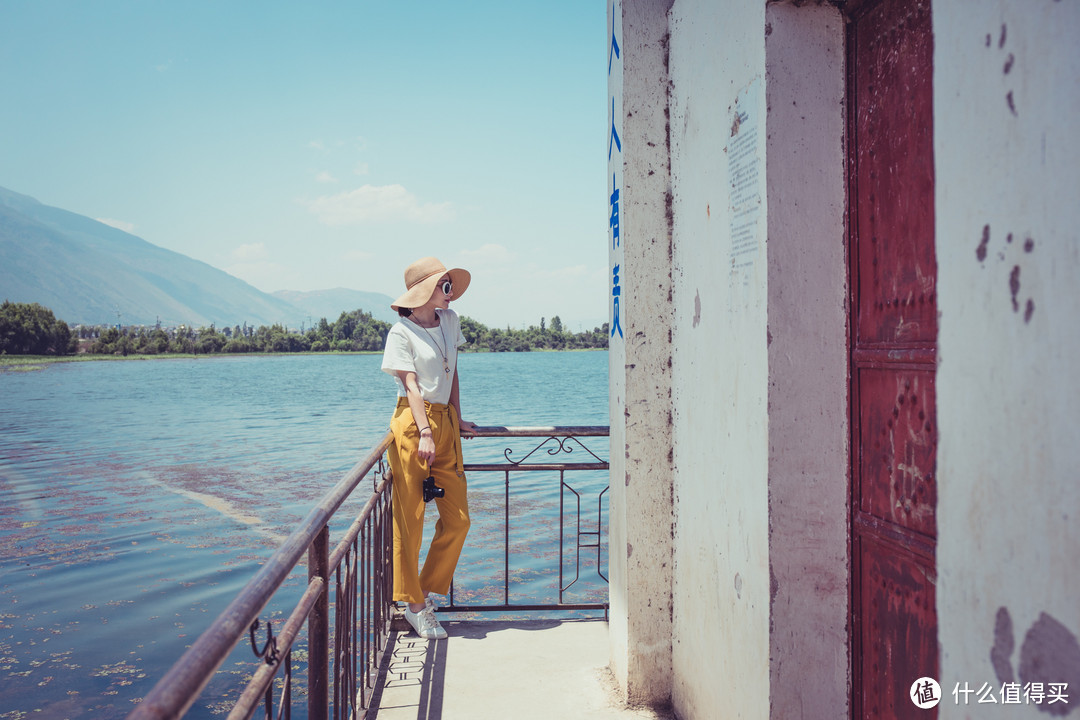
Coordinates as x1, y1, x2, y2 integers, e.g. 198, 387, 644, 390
419, 321, 450, 375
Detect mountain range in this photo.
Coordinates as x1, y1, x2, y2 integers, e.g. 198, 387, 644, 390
0, 186, 396, 328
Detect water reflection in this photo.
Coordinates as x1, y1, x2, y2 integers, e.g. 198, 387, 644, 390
0, 352, 607, 718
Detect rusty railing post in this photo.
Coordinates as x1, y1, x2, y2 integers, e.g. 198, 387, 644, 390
308, 524, 330, 719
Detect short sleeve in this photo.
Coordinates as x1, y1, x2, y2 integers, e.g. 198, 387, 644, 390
381, 324, 415, 377
452, 311, 466, 348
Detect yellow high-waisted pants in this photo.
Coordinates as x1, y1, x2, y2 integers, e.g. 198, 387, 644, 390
387, 397, 470, 604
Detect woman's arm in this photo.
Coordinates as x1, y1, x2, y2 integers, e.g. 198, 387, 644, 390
396, 370, 436, 464
449, 368, 477, 437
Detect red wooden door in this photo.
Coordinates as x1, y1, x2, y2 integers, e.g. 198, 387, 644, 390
848, 0, 939, 718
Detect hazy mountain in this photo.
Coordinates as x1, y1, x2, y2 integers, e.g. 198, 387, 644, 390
273, 288, 397, 326
0, 186, 391, 328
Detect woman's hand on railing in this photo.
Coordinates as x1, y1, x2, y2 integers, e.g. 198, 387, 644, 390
458, 419, 478, 438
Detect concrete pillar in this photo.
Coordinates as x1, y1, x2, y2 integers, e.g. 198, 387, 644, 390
667, 1, 770, 718
607, 0, 674, 709
764, 3, 849, 719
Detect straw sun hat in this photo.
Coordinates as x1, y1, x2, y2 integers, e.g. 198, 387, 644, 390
390, 256, 471, 311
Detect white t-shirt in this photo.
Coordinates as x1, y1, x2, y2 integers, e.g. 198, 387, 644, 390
381, 308, 466, 405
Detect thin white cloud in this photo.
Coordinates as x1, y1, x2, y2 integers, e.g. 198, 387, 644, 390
354, 162, 370, 176
97, 217, 135, 233
303, 185, 454, 225
315, 170, 337, 183
460, 243, 513, 264
308, 140, 326, 151
231, 242, 268, 261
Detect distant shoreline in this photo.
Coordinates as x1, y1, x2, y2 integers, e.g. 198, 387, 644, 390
0, 351, 378, 372
0, 347, 605, 372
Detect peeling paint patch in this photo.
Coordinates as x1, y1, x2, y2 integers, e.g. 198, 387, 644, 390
1010, 265, 1022, 312
986, 23, 1018, 116
977, 224, 1037, 323
991, 606, 1016, 684
692, 290, 701, 328
990, 609, 1080, 713
977, 224, 990, 262
1018, 613, 1080, 716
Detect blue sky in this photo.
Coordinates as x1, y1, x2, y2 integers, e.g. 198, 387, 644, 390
0, 1, 609, 331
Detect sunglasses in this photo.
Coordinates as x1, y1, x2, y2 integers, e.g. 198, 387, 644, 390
439, 280, 453, 295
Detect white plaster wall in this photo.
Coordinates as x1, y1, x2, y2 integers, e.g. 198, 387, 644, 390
763, 4, 849, 719
934, 1, 1080, 716
608, 0, 675, 708
668, 1, 770, 717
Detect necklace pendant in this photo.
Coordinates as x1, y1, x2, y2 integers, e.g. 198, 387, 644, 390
444, 363, 451, 374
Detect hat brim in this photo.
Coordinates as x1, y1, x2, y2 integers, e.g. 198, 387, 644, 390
391, 267, 471, 310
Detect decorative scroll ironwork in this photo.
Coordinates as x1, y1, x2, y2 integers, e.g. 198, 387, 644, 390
248, 619, 280, 665
243, 618, 293, 720
503, 434, 606, 465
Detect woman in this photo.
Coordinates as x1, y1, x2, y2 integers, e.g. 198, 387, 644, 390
381, 256, 478, 640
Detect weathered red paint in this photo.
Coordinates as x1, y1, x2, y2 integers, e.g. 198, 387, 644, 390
856, 368, 937, 538
853, 0, 937, 349
848, 0, 939, 718
859, 537, 938, 719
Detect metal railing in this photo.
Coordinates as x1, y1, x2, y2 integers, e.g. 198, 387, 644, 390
126, 425, 608, 720
451, 426, 610, 614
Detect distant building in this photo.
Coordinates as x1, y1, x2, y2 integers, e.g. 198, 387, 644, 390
607, 1, 1079, 718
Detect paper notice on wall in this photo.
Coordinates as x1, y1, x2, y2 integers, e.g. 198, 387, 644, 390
729, 77, 763, 291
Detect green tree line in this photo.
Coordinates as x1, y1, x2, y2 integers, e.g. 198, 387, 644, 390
75, 309, 609, 356
0, 301, 77, 355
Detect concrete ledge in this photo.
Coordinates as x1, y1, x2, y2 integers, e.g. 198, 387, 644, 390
366, 619, 673, 720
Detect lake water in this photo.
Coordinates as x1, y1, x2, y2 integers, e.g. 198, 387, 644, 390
0, 351, 609, 719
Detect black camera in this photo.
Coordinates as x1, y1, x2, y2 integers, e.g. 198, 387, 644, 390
423, 476, 444, 503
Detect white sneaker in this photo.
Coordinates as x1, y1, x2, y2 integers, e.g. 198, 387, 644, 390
404, 604, 447, 640
424, 594, 437, 612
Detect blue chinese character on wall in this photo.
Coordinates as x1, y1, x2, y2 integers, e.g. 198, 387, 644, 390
611, 263, 623, 339
609, 7, 620, 75
610, 177, 620, 249
609, 98, 622, 161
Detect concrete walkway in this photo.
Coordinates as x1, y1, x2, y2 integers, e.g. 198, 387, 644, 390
366, 618, 672, 720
